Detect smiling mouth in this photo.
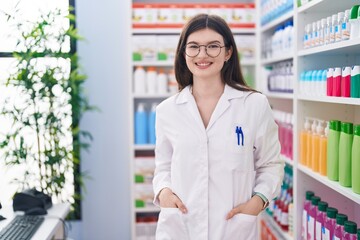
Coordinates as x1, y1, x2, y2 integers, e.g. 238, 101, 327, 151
196, 62, 212, 67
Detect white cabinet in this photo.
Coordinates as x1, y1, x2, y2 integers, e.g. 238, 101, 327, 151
257, 0, 360, 239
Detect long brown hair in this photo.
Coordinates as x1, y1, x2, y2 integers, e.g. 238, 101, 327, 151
174, 14, 256, 92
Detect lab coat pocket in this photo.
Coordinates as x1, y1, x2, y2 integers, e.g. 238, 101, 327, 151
156, 208, 188, 240
223, 213, 257, 240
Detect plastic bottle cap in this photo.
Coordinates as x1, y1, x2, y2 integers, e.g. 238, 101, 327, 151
350, 5, 360, 20
305, 191, 314, 200
329, 120, 341, 131
147, 67, 156, 72
344, 221, 357, 234
354, 125, 360, 136
357, 228, 360, 239
317, 201, 328, 212
341, 122, 353, 134
311, 196, 321, 205
336, 213, 348, 225
326, 207, 338, 219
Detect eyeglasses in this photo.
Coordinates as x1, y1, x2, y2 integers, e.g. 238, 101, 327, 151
184, 43, 225, 58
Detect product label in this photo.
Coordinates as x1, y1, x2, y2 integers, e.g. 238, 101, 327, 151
322, 228, 330, 240
334, 237, 340, 240
309, 216, 315, 240
315, 221, 322, 240
302, 210, 307, 240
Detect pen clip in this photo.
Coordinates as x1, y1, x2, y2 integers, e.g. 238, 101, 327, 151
235, 126, 244, 146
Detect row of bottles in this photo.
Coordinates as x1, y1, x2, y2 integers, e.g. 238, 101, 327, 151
302, 191, 360, 240
133, 66, 178, 95
299, 66, 360, 98
267, 165, 294, 235
300, 118, 360, 194
267, 61, 294, 93
274, 110, 293, 160
260, 0, 293, 26
134, 103, 157, 145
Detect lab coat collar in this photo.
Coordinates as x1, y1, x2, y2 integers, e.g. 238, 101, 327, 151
175, 84, 245, 105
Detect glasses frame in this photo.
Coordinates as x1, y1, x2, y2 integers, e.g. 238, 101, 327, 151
184, 43, 226, 58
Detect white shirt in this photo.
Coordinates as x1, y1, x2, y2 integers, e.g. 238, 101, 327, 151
153, 84, 284, 240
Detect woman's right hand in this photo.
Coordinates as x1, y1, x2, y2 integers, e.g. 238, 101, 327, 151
158, 188, 188, 214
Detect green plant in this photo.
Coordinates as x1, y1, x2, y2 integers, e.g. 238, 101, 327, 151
0, 7, 94, 218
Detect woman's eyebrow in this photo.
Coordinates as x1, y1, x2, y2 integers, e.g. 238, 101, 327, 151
187, 40, 222, 44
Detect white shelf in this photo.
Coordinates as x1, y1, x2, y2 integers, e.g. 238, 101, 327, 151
261, 11, 293, 33
261, 53, 293, 65
134, 144, 155, 151
132, 28, 255, 35
133, 61, 174, 67
297, 0, 356, 14
298, 95, 360, 106
266, 92, 294, 100
298, 164, 360, 205
133, 93, 173, 99
298, 38, 360, 57
261, 212, 293, 240
135, 206, 160, 213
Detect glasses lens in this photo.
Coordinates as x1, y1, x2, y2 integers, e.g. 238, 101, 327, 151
185, 43, 222, 58
206, 44, 222, 57
185, 44, 200, 57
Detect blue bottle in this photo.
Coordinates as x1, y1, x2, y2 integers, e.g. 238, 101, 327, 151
135, 103, 148, 144
148, 103, 157, 144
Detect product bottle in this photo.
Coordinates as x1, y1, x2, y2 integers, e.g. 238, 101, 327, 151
134, 103, 148, 144
341, 66, 351, 97
156, 68, 168, 94
312, 120, 323, 173
321, 69, 327, 96
308, 196, 321, 240
327, 120, 341, 181
319, 121, 329, 176
325, 16, 331, 45
302, 191, 314, 240
300, 118, 312, 166
333, 67, 342, 97
315, 20, 321, 46
339, 122, 353, 187
343, 221, 358, 240
357, 228, 360, 240
315, 201, 328, 240
148, 103, 157, 145
335, 12, 344, 42
333, 213, 348, 240
330, 14, 338, 43
323, 207, 338, 240
342, 9, 350, 41
352, 125, 360, 194
327, 68, 334, 96
133, 66, 146, 94
351, 66, 360, 98
307, 119, 317, 168
146, 67, 157, 94
349, 5, 360, 40
319, 18, 326, 46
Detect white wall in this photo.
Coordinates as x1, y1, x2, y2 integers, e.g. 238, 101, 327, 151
76, 0, 132, 239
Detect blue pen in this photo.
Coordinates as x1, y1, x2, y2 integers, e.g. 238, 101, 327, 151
235, 126, 244, 146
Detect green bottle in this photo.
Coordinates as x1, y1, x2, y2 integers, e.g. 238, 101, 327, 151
339, 122, 353, 187
327, 120, 341, 181
352, 125, 360, 193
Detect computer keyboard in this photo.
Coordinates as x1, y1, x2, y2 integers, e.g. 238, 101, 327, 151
0, 215, 44, 240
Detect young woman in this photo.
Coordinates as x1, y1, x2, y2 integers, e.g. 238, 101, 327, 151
152, 14, 284, 240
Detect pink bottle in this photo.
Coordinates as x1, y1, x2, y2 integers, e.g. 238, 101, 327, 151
327, 68, 334, 96
315, 201, 328, 240
341, 66, 351, 97
333, 213, 348, 240
343, 221, 357, 240
322, 207, 338, 240
302, 191, 315, 240
333, 67, 342, 97
308, 196, 321, 240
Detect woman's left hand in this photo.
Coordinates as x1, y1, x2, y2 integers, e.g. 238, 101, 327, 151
225, 195, 264, 220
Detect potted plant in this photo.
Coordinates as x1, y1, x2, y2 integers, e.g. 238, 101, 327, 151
0, 7, 94, 218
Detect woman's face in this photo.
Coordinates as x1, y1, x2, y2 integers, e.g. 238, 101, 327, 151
184, 28, 232, 83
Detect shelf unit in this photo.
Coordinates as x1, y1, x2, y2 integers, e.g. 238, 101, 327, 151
257, 0, 360, 239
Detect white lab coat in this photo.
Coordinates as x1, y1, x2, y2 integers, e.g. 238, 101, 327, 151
153, 84, 284, 240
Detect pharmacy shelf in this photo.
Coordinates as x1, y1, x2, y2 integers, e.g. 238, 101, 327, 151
261, 212, 292, 240
132, 28, 256, 35
135, 206, 160, 213
261, 11, 293, 33
133, 93, 173, 99
266, 92, 294, 100
297, 95, 360, 106
298, 38, 360, 57
134, 144, 155, 151
133, 61, 174, 67
298, 164, 360, 205
297, 0, 356, 14
261, 53, 293, 65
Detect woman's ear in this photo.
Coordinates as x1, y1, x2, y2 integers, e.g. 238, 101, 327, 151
226, 46, 233, 61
